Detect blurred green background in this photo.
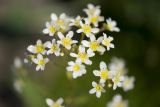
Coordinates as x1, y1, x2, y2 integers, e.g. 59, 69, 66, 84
0, 0, 160, 107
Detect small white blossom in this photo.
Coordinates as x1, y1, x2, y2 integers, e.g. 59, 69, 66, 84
86, 15, 104, 27
83, 4, 101, 16
66, 60, 86, 79
27, 40, 46, 55
107, 94, 128, 107
69, 15, 82, 27
46, 98, 64, 107
102, 33, 114, 51
122, 76, 135, 91
45, 39, 60, 56
51, 13, 70, 32
70, 45, 95, 65
82, 36, 105, 54
77, 20, 99, 37
57, 31, 78, 50
93, 61, 113, 83
89, 81, 105, 98
32, 54, 49, 71
106, 18, 120, 32
14, 57, 22, 69
43, 21, 58, 36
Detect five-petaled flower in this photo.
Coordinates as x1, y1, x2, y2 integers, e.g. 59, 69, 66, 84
66, 60, 86, 79
102, 33, 114, 51
122, 76, 135, 91
43, 21, 58, 36
106, 18, 120, 32
70, 45, 95, 65
57, 31, 78, 50
89, 81, 105, 98
46, 98, 64, 107
32, 54, 49, 71
93, 61, 113, 83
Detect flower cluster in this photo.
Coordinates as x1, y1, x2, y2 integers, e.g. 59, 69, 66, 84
25, 3, 135, 99
89, 58, 135, 98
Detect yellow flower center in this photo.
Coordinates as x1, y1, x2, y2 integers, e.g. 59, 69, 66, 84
103, 39, 110, 46
51, 45, 58, 52
82, 25, 91, 33
78, 53, 87, 62
57, 19, 64, 26
49, 26, 56, 33
36, 45, 44, 53
73, 64, 80, 72
90, 16, 98, 23
101, 70, 109, 79
61, 37, 72, 46
114, 72, 121, 84
107, 23, 113, 30
90, 41, 99, 51
52, 103, 60, 107
38, 59, 45, 65
95, 84, 103, 91
115, 102, 125, 107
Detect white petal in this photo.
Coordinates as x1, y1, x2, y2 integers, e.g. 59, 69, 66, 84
92, 81, 97, 87
57, 32, 64, 39
96, 91, 101, 98
46, 98, 54, 106
100, 61, 107, 70
65, 45, 71, 50
81, 40, 90, 47
56, 98, 63, 105
97, 46, 106, 53
72, 40, 78, 43
36, 65, 41, 71
27, 45, 36, 53
77, 29, 83, 33
97, 37, 103, 43
89, 88, 96, 94
90, 35, 96, 41
66, 31, 74, 38
93, 70, 100, 76
79, 45, 85, 53
51, 13, 58, 21
85, 59, 92, 65
37, 54, 43, 59
87, 49, 95, 57
91, 28, 99, 33
70, 53, 78, 57
37, 40, 42, 45
68, 61, 75, 66
43, 29, 49, 34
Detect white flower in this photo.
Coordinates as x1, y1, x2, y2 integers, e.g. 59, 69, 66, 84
89, 81, 105, 98
102, 33, 114, 51
32, 54, 49, 71
106, 18, 120, 32
57, 31, 78, 50
43, 21, 58, 36
69, 15, 82, 26
122, 76, 135, 91
46, 98, 64, 107
82, 36, 105, 54
13, 79, 23, 93
93, 61, 113, 83
14, 57, 22, 68
112, 70, 125, 90
77, 20, 99, 37
51, 13, 70, 32
70, 45, 95, 65
83, 4, 101, 16
44, 39, 60, 56
86, 15, 104, 27
107, 94, 128, 107
27, 40, 46, 55
66, 60, 86, 79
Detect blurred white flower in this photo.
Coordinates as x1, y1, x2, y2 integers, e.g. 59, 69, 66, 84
43, 21, 58, 36
69, 15, 82, 27
14, 57, 22, 69
70, 45, 95, 65
13, 79, 24, 93
27, 40, 46, 55
57, 31, 78, 50
46, 98, 64, 107
45, 39, 60, 56
32, 54, 49, 71
77, 20, 99, 37
51, 13, 70, 32
106, 18, 120, 32
66, 60, 86, 79
107, 94, 128, 107
89, 81, 105, 98
83, 4, 101, 16
82, 36, 105, 54
102, 33, 114, 51
122, 76, 135, 91
93, 61, 113, 83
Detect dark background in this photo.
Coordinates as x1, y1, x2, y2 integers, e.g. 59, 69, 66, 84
0, 0, 160, 107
